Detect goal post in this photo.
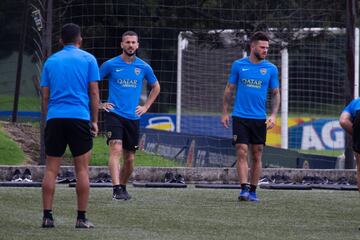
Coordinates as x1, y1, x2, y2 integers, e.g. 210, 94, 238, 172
176, 33, 188, 133
280, 48, 288, 149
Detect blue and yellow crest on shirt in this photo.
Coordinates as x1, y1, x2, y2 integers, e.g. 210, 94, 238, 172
134, 68, 141, 75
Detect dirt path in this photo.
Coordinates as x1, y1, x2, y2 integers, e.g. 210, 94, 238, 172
1, 121, 76, 165
1, 121, 40, 164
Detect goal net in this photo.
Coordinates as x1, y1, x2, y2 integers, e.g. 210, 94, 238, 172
31, 1, 359, 166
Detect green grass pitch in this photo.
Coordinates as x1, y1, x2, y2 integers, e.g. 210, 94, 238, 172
0, 185, 359, 240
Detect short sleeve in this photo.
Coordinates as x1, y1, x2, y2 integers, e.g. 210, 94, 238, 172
145, 65, 158, 85
88, 55, 100, 82
228, 62, 238, 85
269, 66, 279, 89
343, 100, 354, 115
40, 62, 49, 87
99, 60, 111, 80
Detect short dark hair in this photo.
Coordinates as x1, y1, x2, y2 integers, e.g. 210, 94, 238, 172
61, 23, 81, 44
122, 31, 138, 41
250, 31, 269, 43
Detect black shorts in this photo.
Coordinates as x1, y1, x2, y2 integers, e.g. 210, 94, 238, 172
352, 111, 360, 153
45, 118, 93, 157
232, 117, 266, 145
104, 112, 139, 151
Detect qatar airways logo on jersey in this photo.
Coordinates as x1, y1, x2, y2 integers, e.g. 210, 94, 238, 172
116, 79, 138, 88
241, 78, 263, 89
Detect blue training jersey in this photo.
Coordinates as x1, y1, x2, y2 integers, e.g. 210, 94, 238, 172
228, 57, 279, 119
343, 98, 360, 120
40, 45, 100, 121
100, 56, 158, 120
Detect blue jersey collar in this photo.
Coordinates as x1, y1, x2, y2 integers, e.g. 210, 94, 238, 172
63, 45, 78, 50
246, 56, 266, 65
119, 55, 138, 65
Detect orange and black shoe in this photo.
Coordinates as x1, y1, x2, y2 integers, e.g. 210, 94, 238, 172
42, 218, 55, 228
75, 218, 95, 229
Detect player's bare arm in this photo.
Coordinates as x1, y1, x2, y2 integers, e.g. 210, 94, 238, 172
221, 83, 236, 128
339, 112, 353, 135
266, 88, 280, 129
135, 81, 160, 116
89, 81, 100, 136
41, 87, 50, 118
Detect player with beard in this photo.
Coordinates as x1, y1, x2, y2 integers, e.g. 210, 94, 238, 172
221, 31, 280, 202
100, 31, 160, 200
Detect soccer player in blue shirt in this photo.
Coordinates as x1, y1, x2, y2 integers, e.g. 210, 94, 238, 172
100, 31, 160, 200
339, 98, 360, 191
221, 32, 280, 202
40, 23, 100, 228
